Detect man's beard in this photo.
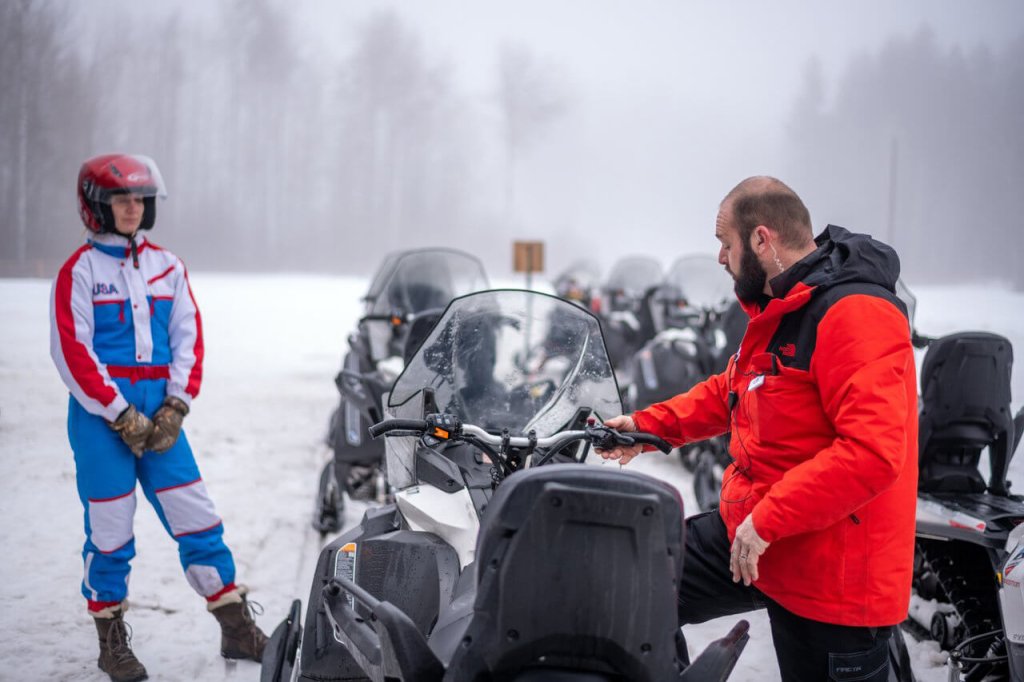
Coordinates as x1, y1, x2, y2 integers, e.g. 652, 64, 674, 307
733, 243, 768, 303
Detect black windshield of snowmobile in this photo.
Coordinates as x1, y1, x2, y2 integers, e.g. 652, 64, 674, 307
604, 256, 664, 298
388, 290, 623, 437
364, 248, 489, 318
664, 254, 734, 310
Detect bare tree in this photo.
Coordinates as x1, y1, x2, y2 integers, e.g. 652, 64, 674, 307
496, 44, 569, 228
335, 10, 472, 262
785, 29, 1024, 288
0, 1, 94, 274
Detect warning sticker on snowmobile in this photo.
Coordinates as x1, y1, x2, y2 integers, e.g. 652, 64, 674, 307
1005, 547, 1024, 578
334, 542, 358, 609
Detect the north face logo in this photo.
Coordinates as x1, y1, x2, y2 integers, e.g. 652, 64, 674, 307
93, 282, 120, 296
779, 343, 796, 357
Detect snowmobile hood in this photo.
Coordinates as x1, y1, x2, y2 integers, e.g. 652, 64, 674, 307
769, 224, 901, 300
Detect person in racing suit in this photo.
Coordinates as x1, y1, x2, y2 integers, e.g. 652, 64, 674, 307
600, 176, 917, 681
50, 154, 267, 682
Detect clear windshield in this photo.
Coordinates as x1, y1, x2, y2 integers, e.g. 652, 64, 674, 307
388, 290, 622, 437
361, 249, 489, 362
604, 256, 664, 297
664, 254, 734, 310
554, 259, 602, 292
895, 277, 917, 329
364, 249, 489, 317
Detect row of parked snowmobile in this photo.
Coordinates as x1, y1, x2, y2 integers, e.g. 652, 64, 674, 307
263, 246, 1024, 682
553, 254, 746, 513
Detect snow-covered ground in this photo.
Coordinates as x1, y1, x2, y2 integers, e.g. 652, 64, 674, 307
1, 273, 1021, 681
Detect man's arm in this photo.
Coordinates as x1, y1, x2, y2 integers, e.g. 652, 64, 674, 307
751, 296, 914, 543
600, 361, 733, 465
632, 362, 733, 446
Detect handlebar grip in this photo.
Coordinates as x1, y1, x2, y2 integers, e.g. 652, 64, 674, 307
911, 330, 934, 349
629, 432, 673, 454
367, 419, 427, 439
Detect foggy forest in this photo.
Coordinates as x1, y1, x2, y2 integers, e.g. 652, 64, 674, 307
1, 1, 1022, 288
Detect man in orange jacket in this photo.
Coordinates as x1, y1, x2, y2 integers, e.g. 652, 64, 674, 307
601, 176, 917, 680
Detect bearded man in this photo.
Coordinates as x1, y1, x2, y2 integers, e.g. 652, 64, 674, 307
600, 176, 917, 681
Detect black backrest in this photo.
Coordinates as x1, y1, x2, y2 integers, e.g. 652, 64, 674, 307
445, 464, 684, 682
919, 332, 1015, 495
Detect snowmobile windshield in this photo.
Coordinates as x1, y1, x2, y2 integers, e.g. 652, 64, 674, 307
388, 290, 622, 437
555, 259, 602, 292
360, 249, 489, 362
664, 254, 734, 310
604, 256, 664, 300
365, 249, 489, 318
895, 277, 917, 330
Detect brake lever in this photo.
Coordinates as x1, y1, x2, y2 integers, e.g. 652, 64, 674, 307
585, 423, 636, 451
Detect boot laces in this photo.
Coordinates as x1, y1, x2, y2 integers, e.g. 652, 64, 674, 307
242, 597, 264, 623
237, 598, 266, 652
107, 619, 138, 666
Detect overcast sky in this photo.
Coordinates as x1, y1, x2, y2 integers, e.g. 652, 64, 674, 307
298, 1, 1023, 267
43, 1, 1024, 278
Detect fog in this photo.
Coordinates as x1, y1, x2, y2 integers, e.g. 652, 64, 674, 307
1, 0, 1021, 287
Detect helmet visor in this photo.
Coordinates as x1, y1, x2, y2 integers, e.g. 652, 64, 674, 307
81, 154, 167, 203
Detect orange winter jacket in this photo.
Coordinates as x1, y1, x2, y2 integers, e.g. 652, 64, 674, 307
633, 225, 918, 627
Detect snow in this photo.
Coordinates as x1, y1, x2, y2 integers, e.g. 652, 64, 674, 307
1, 273, 1021, 681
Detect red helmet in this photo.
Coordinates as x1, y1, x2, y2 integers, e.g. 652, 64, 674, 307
77, 154, 167, 233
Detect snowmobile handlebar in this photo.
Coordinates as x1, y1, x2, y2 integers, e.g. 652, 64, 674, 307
367, 415, 673, 458
368, 418, 428, 439
911, 329, 935, 349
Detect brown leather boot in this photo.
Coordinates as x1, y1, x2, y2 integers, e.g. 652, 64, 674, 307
92, 603, 148, 682
208, 587, 269, 661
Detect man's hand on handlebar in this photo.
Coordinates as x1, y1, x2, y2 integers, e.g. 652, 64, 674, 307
596, 415, 644, 465
368, 414, 670, 467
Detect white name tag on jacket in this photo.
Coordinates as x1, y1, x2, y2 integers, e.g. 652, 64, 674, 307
748, 375, 766, 391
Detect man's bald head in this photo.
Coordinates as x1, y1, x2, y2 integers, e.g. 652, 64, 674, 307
721, 176, 813, 250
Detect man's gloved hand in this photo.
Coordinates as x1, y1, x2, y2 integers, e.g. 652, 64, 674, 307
109, 406, 155, 458
147, 396, 189, 453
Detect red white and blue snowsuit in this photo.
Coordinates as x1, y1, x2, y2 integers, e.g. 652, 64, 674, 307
50, 232, 236, 611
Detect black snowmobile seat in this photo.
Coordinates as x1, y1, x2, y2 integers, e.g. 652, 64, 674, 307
445, 464, 686, 682
918, 332, 1015, 495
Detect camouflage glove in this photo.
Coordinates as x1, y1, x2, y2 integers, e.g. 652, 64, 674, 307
146, 396, 189, 453
109, 406, 155, 458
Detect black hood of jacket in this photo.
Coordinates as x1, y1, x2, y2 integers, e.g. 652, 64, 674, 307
769, 224, 901, 299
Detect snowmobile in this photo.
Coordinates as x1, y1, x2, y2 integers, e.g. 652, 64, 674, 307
313, 248, 489, 534
265, 289, 751, 682
623, 254, 744, 512
552, 259, 602, 313
598, 255, 664, 386
898, 282, 1024, 680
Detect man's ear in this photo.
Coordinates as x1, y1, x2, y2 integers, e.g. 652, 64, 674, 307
751, 225, 772, 252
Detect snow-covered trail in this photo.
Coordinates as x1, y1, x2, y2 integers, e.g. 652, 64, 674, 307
1, 274, 1021, 681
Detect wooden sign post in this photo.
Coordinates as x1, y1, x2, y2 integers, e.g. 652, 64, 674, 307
513, 240, 545, 290
513, 240, 544, 355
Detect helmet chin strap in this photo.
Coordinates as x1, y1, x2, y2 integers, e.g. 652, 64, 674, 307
129, 234, 140, 269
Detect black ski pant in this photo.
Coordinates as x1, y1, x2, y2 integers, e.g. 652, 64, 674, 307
679, 511, 893, 681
